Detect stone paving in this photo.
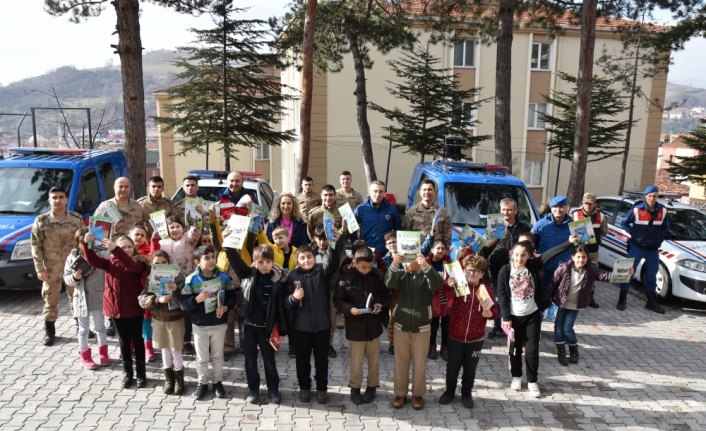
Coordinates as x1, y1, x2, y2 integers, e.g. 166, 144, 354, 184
1, 283, 705, 430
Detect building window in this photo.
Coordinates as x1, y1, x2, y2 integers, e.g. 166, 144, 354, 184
528, 103, 547, 129
256, 143, 270, 160
453, 40, 476, 67
524, 160, 544, 186
531, 43, 551, 70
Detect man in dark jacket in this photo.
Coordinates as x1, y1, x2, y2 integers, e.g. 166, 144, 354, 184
619, 185, 670, 314
334, 247, 387, 405
355, 181, 402, 255
531, 195, 572, 285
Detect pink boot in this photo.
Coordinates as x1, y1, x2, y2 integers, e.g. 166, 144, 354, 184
80, 348, 98, 370
98, 345, 111, 366
145, 340, 156, 363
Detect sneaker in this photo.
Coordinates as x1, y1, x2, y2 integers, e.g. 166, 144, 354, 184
245, 388, 258, 403
316, 390, 328, 404
183, 342, 195, 355
510, 377, 522, 391
427, 348, 438, 360
213, 382, 226, 399
438, 389, 455, 405
328, 345, 337, 359
528, 382, 541, 398
122, 374, 135, 389
268, 388, 281, 404
194, 383, 208, 400
299, 389, 312, 403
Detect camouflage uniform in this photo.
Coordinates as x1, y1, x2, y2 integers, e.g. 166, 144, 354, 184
335, 187, 364, 211
31, 210, 85, 321
296, 191, 322, 223
307, 205, 343, 240
95, 197, 148, 237
404, 203, 452, 247
137, 195, 176, 236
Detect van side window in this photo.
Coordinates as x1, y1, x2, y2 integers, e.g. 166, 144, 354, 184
100, 163, 116, 199
78, 169, 101, 214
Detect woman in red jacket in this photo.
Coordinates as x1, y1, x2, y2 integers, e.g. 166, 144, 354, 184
84, 232, 150, 389
440, 254, 499, 409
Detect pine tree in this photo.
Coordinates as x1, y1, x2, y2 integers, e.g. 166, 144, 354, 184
370, 42, 489, 161
156, 1, 295, 171
668, 120, 706, 185
541, 72, 635, 162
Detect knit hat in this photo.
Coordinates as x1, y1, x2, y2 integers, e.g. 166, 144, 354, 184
643, 185, 659, 195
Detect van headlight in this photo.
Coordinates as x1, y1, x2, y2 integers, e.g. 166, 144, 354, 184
10, 240, 33, 261
678, 259, 706, 273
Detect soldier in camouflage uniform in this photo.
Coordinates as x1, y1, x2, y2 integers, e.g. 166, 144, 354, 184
95, 177, 148, 237
31, 187, 85, 346
307, 184, 344, 240
404, 179, 452, 247
296, 176, 321, 223
335, 170, 364, 210
137, 175, 176, 226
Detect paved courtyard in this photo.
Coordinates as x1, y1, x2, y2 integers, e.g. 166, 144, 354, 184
0, 283, 705, 431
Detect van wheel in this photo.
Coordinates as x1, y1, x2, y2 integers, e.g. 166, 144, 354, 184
653, 264, 671, 302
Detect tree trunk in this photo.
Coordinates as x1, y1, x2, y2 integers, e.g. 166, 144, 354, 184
494, 0, 514, 173
567, 0, 597, 206
618, 31, 642, 195
222, 6, 231, 172
344, 25, 378, 183
296, 0, 317, 193
114, 0, 146, 197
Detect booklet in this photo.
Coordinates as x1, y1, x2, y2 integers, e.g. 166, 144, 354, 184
149, 209, 169, 239
338, 202, 360, 234
323, 209, 337, 248
486, 213, 506, 239
247, 202, 268, 233
269, 324, 281, 351
184, 197, 203, 228
476, 284, 494, 311
355, 292, 381, 314
149, 264, 179, 294
99, 202, 123, 224
200, 278, 221, 314
70, 254, 92, 274
610, 258, 635, 283
458, 225, 485, 252
223, 215, 250, 249
396, 231, 421, 263
88, 215, 112, 249
569, 218, 596, 245
444, 260, 470, 297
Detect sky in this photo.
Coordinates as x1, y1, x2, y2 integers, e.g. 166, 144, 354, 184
1, 1, 705, 87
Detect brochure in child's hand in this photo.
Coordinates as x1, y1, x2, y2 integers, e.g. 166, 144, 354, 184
476, 284, 494, 310
70, 255, 92, 274
200, 279, 221, 314
247, 202, 268, 233
323, 209, 336, 248
355, 293, 380, 314
223, 215, 250, 249
184, 197, 203, 228
150, 209, 169, 239
149, 264, 179, 294
100, 202, 123, 223
338, 202, 359, 234
568, 218, 596, 245
396, 231, 421, 263
459, 225, 485, 252
431, 206, 444, 234
444, 261, 470, 297
611, 258, 635, 283
486, 213, 506, 239
88, 215, 112, 250
269, 324, 280, 351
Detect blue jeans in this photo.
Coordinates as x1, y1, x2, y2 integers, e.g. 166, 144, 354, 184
619, 244, 659, 295
553, 308, 580, 344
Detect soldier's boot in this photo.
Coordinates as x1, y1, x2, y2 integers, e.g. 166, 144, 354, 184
80, 348, 98, 370
616, 290, 628, 311
43, 321, 56, 346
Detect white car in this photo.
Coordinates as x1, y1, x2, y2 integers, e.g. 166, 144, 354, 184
595, 195, 706, 303
171, 170, 277, 213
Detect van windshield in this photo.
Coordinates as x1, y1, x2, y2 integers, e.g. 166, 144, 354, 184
444, 183, 537, 227
0, 167, 74, 215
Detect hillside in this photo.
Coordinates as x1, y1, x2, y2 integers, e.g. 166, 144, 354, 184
665, 82, 706, 108
0, 49, 181, 139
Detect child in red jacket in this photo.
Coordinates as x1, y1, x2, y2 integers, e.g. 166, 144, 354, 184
440, 254, 498, 409
84, 232, 150, 389
425, 240, 453, 360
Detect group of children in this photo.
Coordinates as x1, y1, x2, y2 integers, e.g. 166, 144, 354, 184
64, 199, 621, 409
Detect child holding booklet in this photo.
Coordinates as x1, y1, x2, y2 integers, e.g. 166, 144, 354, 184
64, 227, 109, 370
425, 240, 453, 361
138, 251, 186, 395
181, 245, 236, 400
547, 245, 626, 366
333, 247, 387, 405
441, 255, 498, 408
257, 225, 297, 271
224, 244, 288, 404
130, 224, 157, 362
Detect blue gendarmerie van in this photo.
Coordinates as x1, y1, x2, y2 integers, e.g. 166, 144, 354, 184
0, 148, 129, 290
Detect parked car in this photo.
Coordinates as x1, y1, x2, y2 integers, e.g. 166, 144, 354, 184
171, 170, 276, 214
406, 159, 540, 258
595, 194, 706, 303
0, 147, 129, 290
